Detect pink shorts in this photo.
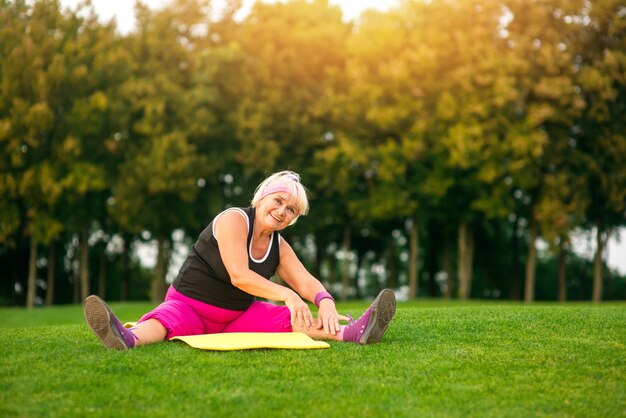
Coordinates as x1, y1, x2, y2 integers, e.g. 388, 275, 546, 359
138, 286, 293, 340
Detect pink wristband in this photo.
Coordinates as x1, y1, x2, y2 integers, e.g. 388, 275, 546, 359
314, 291, 334, 308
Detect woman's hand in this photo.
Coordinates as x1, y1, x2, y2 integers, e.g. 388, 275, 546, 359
284, 290, 314, 330
316, 299, 350, 335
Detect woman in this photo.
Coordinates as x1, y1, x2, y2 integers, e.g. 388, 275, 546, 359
84, 171, 396, 350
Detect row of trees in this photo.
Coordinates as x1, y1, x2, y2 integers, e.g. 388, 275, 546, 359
1, 0, 624, 307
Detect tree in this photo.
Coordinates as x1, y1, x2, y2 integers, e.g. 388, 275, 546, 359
227, 0, 354, 295
108, 0, 213, 302
0, 0, 72, 307
575, 0, 626, 301
503, 0, 589, 302
230, 0, 349, 175
317, 0, 519, 300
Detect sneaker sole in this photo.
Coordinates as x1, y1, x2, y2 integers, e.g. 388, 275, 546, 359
359, 289, 397, 345
84, 295, 128, 350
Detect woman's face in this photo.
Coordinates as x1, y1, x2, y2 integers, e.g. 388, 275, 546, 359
257, 192, 299, 230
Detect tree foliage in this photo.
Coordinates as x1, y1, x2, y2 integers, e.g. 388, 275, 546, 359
0, 0, 624, 306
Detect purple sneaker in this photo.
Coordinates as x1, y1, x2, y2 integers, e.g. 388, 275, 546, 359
342, 289, 396, 345
84, 295, 136, 350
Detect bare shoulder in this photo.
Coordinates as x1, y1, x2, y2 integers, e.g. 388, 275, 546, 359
279, 235, 295, 254
218, 209, 248, 225
214, 209, 248, 240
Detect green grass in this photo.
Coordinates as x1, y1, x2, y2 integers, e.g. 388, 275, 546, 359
1, 301, 624, 417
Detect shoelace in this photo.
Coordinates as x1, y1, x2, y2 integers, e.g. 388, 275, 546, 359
344, 312, 369, 338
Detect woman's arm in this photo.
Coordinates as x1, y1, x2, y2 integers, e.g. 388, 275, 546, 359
215, 211, 313, 329
275, 237, 325, 301
277, 238, 345, 335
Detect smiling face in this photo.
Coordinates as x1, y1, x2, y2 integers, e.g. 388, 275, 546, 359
251, 172, 309, 218
257, 192, 300, 231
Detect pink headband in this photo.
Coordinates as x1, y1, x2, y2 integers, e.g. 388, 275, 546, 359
259, 182, 295, 200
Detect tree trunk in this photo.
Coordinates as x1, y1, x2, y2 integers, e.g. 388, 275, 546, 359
457, 221, 474, 300
26, 236, 37, 309
443, 232, 453, 299
151, 237, 170, 303
73, 268, 79, 304
9, 243, 20, 305
592, 225, 605, 302
408, 216, 419, 299
558, 238, 567, 302
98, 243, 107, 298
386, 237, 398, 289
79, 224, 90, 302
340, 223, 351, 301
313, 232, 323, 280
510, 215, 522, 300
524, 214, 537, 303
327, 253, 336, 286
427, 221, 438, 297
353, 249, 363, 299
45, 243, 56, 306
120, 233, 131, 301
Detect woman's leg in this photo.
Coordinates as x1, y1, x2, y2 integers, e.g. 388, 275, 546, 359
293, 318, 342, 341
294, 289, 397, 344
339, 289, 396, 344
222, 301, 343, 341
221, 301, 294, 333
130, 319, 167, 346
84, 295, 141, 350
84, 291, 206, 350
134, 298, 206, 343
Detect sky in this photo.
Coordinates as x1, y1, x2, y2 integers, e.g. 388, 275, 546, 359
58, 0, 400, 33
56, 0, 626, 275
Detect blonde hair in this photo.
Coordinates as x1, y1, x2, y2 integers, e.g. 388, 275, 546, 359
251, 171, 309, 223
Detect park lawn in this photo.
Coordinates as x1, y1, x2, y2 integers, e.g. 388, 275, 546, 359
0, 300, 624, 417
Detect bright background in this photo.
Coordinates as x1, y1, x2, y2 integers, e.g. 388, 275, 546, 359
59, 0, 400, 32
55, 0, 625, 276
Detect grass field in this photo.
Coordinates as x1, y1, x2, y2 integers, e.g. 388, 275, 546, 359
1, 300, 624, 417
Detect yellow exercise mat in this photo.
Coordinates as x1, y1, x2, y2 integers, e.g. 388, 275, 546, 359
123, 322, 329, 351
170, 332, 330, 351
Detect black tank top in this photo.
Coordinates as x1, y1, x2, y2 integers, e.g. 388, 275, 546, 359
173, 207, 281, 310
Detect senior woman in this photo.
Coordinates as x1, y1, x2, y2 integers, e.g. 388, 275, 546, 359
84, 171, 396, 350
